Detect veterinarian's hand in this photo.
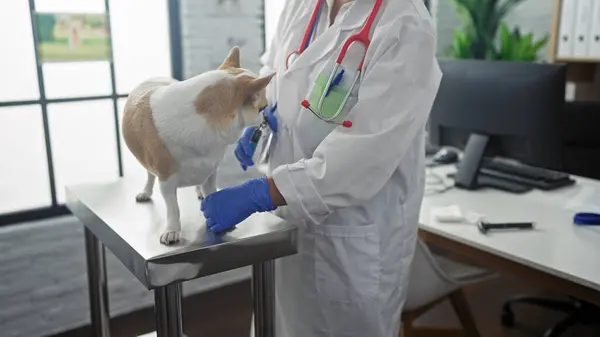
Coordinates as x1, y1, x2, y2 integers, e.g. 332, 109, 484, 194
234, 126, 257, 171
233, 105, 278, 171
263, 104, 278, 133
200, 177, 276, 233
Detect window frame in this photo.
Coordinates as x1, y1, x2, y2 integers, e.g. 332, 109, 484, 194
0, 0, 184, 226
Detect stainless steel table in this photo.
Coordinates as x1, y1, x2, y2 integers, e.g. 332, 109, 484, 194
65, 178, 297, 337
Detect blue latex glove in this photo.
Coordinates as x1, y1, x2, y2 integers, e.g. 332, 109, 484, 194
200, 177, 276, 233
234, 105, 278, 171
234, 127, 257, 171
263, 104, 278, 132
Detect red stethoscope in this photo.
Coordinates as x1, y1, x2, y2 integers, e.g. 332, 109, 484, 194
285, 0, 383, 128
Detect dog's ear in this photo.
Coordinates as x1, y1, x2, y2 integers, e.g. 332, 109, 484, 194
245, 72, 275, 95
241, 73, 275, 109
218, 46, 241, 70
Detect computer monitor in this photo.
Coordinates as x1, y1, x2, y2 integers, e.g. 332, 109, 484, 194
428, 58, 566, 188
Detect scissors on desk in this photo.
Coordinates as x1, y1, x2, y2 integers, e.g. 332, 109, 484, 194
573, 212, 600, 226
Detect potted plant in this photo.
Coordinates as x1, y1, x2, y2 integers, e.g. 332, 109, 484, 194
493, 23, 549, 61
445, 0, 548, 61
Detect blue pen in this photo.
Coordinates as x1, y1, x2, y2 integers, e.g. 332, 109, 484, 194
573, 212, 600, 225
325, 68, 345, 97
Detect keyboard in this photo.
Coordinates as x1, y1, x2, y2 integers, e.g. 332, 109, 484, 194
480, 158, 576, 191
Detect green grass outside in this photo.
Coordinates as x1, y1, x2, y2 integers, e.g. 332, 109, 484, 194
38, 37, 110, 62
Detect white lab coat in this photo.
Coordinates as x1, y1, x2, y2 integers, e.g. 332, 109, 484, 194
256, 0, 442, 336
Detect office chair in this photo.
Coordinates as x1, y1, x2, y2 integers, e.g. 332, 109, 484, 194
401, 239, 496, 337
501, 295, 600, 337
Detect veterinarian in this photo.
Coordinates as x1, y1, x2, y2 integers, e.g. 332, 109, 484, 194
201, 0, 441, 336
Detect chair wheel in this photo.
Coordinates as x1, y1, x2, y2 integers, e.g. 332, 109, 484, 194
501, 308, 515, 327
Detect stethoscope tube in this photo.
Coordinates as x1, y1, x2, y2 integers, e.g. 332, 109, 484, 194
285, 0, 324, 70
284, 0, 383, 129
301, 100, 352, 127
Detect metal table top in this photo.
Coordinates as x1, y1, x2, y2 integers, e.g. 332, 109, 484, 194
66, 177, 297, 289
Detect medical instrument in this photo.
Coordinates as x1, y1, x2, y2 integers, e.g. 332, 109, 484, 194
477, 221, 535, 235
287, 0, 383, 128
573, 212, 600, 225
301, 100, 353, 127
249, 104, 278, 152
285, 0, 324, 69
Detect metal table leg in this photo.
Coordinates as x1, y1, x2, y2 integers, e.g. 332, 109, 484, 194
154, 283, 184, 337
84, 227, 111, 337
252, 260, 275, 337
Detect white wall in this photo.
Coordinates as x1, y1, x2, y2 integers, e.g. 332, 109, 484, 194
180, 0, 265, 78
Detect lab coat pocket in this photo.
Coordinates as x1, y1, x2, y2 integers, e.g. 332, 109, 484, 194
313, 223, 380, 303
306, 61, 360, 123
295, 78, 359, 155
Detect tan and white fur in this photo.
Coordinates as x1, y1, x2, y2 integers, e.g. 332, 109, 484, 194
122, 47, 274, 245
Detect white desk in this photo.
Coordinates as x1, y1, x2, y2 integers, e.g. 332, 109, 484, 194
419, 165, 600, 304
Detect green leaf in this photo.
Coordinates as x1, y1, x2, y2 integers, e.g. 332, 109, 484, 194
533, 35, 549, 51
498, 23, 512, 59
494, 21, 549, 61
449, 0, 542, 61
447, 27, 477, 59
497, 0, 526, 19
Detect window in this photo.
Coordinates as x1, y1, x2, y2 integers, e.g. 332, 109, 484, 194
264, 0, 285, 50
110, 0, 172, 94
0, 106, 52, 213
48, 100, 119, 203
0, 1, 39, 102
0, 0, 173, 221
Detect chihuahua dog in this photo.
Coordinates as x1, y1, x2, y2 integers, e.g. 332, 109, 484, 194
122, 47, 274, 245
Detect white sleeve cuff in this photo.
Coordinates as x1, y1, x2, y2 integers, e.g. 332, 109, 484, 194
271, 160, 332, 224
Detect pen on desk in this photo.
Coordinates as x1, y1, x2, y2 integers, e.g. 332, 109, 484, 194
477, 221, 535, 234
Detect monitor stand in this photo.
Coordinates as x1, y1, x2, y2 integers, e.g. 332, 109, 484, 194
453, 133, 532, 193
454, 133, 489, 190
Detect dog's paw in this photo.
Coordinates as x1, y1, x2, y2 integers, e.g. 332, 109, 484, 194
160, 231, 180, 245
135, 192, 152, 202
